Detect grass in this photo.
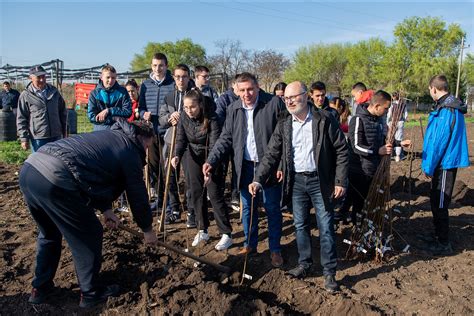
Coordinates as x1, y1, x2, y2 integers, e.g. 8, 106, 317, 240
0, 141, 30, 164
404, 113, 474, 127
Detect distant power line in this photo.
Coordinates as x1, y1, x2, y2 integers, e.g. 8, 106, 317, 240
203, 2, 382, 36
251, 2, 393, 34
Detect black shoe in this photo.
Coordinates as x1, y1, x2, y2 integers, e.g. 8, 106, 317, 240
79, 284, 120, 308
427, 241, 453, 256
324, 275, 339, 293
165, 213, 180, 225
286, 265, 309, 279
28, 285, 57, 304
186, 212, 197, 228
416, 233, 437, 244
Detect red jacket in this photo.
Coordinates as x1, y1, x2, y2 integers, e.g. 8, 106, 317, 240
128, 99, 139, 123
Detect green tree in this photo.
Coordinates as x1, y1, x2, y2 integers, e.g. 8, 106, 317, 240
342, 38, 388, 92
284, 43, 350, 93
130, 38, 207, 71
465, 53, 474, 87
383, 16, 465, 96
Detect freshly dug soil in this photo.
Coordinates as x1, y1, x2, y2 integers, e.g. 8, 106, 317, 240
0, 124, 473, 315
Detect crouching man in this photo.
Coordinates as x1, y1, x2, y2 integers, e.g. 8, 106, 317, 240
249, 81, 348, 292
19, 120, 158, 308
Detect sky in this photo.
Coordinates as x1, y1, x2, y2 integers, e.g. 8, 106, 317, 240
1, 0, 473, 72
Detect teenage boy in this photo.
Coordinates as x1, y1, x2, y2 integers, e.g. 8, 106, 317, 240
87, 65, 131, 131
347, 90, 410, 224
420, 75, 469, 256
194, 65, 219, 102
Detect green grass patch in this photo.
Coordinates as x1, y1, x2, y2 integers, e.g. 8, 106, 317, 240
0, 141, 30, 164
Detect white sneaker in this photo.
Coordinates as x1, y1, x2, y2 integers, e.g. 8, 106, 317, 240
192, 230, 209, 247
116, 206, 129, 213
215, 234, 233, 251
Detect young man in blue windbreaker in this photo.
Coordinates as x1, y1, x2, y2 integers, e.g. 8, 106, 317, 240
421, 74, 470, 256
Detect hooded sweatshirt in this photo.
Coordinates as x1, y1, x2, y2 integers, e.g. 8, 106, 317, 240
421, 94, 470, 176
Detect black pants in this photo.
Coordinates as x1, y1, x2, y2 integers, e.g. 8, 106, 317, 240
148, 134, 165, 203
184, 151, 232, 234
348, 173, 373, 224
19, 163, 102, 294
163, 142, 181, 213
431, 168, 457, 243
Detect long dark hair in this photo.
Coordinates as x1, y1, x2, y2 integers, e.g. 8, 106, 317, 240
183, 88, 212, 132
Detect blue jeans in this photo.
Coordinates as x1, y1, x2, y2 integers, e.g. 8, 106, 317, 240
240, 160, 282, 253
31, 136, 61, 152
292, 173, 337, 276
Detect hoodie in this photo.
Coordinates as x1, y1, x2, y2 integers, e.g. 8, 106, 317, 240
421, 94, 470, 176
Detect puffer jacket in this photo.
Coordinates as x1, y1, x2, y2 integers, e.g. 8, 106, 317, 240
254, 104, 348, 208
348, 105, 385, 177
422, 94, 470, 176
138, 70, 174, 118
175, 112, 220, 160
87, 80, 131, 127
37, 120, 152, 231
17, 82, 66, 142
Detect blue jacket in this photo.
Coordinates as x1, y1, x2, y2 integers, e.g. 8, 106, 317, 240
421, 94, 470, 176
87, 80, 132, 127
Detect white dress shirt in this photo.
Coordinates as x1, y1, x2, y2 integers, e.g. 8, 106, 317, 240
243, 98, 259, 162
292, 109, 317, 172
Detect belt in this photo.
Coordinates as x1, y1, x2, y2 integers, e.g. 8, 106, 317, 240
295, 171, 318, 177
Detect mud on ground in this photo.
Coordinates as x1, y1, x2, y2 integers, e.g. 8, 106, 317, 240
0, 124, 473, 315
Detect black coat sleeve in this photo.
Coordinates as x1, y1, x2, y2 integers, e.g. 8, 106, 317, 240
327, 114, 349, 188
174, 119, 188, 159
206, 107, 234, 168
122, 151, 153, 232
254, 119, 284, 185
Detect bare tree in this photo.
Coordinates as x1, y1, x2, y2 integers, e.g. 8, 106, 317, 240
209, 39, 250, 78
249, 49, 290, 92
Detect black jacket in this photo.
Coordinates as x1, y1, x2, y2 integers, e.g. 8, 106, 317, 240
207, 90, 285, 188
175, 112, 221, 160
254, 104, 349, 207
348, 105, 386, 177
38, 121, 152, 231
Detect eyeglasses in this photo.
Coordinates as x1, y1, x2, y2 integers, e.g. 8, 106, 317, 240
174, 75, 189, 81
284, 91, 307, 103
198, 74, 210, 79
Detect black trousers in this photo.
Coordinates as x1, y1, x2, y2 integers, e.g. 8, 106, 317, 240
184, 151, 232, 234
348, 173, 373, 224
19, 163, 103, 294
431, 168, 457, 243
147, 117, 165, 204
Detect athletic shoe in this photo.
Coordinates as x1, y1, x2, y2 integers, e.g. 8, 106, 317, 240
28, 285, 58, 304
192, 230, 209, 247
230, 199, 240, 212
215, 234, 233, 251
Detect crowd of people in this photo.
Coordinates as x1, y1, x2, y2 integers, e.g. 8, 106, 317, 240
8, 53, 469, 308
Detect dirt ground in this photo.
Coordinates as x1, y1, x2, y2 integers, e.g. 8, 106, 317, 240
0, 124, 473, 315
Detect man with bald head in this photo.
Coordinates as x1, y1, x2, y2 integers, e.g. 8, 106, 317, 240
249, 81, 348, 292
